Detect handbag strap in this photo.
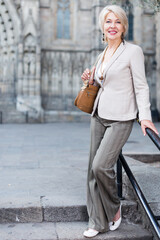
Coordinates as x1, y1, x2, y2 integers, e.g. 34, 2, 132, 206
91, 52, 103, 71
81, 53, 102, 91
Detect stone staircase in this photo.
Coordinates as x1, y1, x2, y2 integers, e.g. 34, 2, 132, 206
0, 123, 159, 240
0, 221, 152, 240
0, 197, 153, 240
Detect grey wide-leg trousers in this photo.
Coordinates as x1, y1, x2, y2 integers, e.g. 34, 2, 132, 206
87, 113, 133, 232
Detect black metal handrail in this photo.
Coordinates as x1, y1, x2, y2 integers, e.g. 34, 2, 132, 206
117, 121, 160, 239
145, 127, 160, 150
136, 118, 160, 150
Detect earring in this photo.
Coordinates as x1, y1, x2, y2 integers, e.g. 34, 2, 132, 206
121, 33, 124, 44
102, 33, 105, 42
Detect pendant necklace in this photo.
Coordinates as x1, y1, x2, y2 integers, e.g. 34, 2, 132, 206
100, 41, 122, 81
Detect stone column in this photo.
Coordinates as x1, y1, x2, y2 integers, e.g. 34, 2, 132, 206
155, 11, 160, 120
133, 3, 159, 120
16, 0, 43, 122
133, 3, 143, 45
91, 0, 106, 66
142, 9, 158, 120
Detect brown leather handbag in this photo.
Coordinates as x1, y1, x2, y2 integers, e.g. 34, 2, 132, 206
74, 81, 99, 114
74, 54, 102, 114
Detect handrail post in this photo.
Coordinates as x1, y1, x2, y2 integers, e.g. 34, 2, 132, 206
117, 156, 124, 200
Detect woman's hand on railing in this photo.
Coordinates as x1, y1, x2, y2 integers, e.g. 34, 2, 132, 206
141, 120, 159, 136
81, 67, 96, 85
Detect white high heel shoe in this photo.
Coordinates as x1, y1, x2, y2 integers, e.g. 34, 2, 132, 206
83, 228, 99, 238
109, 204, 122, 231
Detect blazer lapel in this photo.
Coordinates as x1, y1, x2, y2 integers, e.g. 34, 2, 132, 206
94, 41, 126, 87
94, 47, 107, 88
96, 47, 107, 71
103, 41, 126, 78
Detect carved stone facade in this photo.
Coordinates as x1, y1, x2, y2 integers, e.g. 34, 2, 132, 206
0, 0, 159, 123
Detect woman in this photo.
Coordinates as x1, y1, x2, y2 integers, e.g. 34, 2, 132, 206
81, 5, 158, 238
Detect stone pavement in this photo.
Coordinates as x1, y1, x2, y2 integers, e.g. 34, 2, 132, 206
0, 121, 159, 205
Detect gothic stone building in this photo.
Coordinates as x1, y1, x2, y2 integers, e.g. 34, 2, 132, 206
0, 0, 160, 123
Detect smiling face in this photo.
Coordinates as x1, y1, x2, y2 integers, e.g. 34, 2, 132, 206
103, 12, 124, 42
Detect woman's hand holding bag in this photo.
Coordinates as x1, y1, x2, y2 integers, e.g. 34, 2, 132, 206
81, 67, 96, 84
74, 66, 99, 114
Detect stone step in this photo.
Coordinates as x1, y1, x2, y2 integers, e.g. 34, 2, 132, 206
124, 153, 160, 163
0, 200, 141, 224
122, 157, 160, 239
44, 110, 90, 123
1, 110, 26, 123
0, 221, 152, 240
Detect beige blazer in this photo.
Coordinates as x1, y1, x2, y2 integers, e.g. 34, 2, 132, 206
92, 40, 152, 122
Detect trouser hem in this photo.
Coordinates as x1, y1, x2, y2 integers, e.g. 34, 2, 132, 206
89, 226, 109, 233
88, 221, 110, 233
88, 226, 109, 233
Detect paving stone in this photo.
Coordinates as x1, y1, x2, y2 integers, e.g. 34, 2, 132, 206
123, 157, 160, 203
124, 153, 160, 163
0, 222, 57, 240
0, 221, 152, 240
0, 197, 42, 223
41, 197, 138, 223
56, 221, 152, 240
0, 197, 139, 224
44, 205, 88, 222
42, 195, 88, 222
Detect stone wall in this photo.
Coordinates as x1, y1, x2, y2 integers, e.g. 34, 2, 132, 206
156, 12, 160, 118
41, 50, 91, 111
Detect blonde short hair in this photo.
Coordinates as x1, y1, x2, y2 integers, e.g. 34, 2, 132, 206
99, 5, 128, 36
